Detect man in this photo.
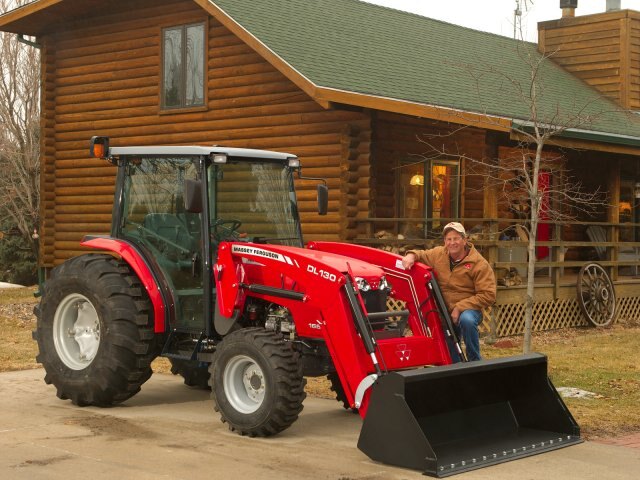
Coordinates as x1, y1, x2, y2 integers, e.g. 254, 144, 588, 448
401, 222, 496, 361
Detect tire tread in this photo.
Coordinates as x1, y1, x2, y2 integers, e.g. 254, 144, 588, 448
35, 254, 159, 407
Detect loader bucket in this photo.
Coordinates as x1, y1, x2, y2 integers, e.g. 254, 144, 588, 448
358, 353, 581, 477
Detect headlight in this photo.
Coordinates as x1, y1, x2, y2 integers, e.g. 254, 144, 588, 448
354, 277, 371, 292
378, 276, 391, 291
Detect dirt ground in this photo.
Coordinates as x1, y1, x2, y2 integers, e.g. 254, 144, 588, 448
4, 368, 640, 480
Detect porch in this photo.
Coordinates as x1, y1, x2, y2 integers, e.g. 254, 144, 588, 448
353, 218, 640, 338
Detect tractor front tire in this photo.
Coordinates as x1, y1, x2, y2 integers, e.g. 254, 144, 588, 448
34, 254, 157, 406
327, 371, 357, 413
210, 328, 306, 436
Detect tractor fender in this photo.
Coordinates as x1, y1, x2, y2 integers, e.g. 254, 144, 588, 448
81, 235, 167, 333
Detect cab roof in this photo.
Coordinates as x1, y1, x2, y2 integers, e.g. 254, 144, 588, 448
109, 145, 297, 160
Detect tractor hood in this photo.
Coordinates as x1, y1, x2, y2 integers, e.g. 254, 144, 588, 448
230, 242, 385, 282
301, 246, 385, 280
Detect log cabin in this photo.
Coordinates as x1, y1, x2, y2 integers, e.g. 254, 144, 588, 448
1, 0, 639, 336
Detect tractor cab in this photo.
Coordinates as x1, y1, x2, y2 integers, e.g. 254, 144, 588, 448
90, 138, 313, 345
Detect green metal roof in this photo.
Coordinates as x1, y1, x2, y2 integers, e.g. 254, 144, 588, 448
211, 0, 640, 142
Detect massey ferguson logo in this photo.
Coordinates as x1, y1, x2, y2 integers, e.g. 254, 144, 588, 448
232, 245, 297, 267
396, 344, 411, 362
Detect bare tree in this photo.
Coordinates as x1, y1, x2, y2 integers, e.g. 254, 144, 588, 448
0, 0, 40, 256
411, 24, 625, 353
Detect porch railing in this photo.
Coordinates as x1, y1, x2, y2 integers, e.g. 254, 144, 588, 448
352, 217, 640, 283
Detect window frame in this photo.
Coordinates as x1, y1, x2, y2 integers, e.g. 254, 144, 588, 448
160, 20, 207, 112
396, 157, 461, 237
427, 158, 460, 224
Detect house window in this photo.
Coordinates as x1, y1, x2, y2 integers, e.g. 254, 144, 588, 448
397, 159, 460, 237
162, 22, 206, 109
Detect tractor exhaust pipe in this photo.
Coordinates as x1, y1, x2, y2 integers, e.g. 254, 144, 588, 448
358, 353, 581, 477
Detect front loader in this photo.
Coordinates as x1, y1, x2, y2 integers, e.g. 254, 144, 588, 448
34, 137, 581, 477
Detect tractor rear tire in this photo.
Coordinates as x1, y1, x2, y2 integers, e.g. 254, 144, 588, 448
34, 254, 158, 406
170, 358, 211, 389
210, 328, 306, 436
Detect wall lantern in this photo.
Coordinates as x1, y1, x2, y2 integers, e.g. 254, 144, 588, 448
410, 174, 424, 186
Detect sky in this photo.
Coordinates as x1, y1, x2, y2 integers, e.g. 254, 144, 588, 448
362, 0, 640, 42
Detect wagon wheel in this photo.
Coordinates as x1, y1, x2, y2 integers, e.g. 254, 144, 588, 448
577, 263, 617, 327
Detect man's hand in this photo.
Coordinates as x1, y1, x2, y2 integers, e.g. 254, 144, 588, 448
450, 307, 461, 324
402, 252, 416, 270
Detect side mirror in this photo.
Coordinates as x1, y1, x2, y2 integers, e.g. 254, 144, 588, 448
184, 179, 203, 213
317, 184, 328, 216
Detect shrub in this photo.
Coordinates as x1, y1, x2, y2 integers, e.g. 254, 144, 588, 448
0, 228, 37, 286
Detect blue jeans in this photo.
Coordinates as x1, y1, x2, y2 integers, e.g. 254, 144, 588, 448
449, 309, 483, 362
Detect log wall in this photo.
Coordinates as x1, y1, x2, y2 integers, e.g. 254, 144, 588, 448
632, 14, 640, 110
39, 0, 370, 267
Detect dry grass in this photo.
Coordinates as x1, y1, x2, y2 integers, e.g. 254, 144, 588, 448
2, 286, 638, 439
483, 324, 640, 439
0, 287, 40, 372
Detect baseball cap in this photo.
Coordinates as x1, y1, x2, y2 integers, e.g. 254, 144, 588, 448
443, 222, 466, 236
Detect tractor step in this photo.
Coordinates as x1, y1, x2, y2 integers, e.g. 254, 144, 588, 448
160, 329, 204, 361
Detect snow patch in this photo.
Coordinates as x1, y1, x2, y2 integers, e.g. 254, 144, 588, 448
556, 387, 604, 399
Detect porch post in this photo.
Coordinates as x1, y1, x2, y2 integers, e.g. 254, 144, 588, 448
483, 135, 499, 263
552, 163, 564, 298
483, 134, 499, 341
608, 158, 621, 281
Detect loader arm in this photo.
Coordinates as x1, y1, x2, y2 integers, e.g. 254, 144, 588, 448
308, 241, 455, 364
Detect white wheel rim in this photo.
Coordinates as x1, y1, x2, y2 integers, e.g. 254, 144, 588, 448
53, 293, 100, 370
223, 354, 265, 413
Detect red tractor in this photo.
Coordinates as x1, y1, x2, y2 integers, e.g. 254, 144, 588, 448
34, 137, 580, 477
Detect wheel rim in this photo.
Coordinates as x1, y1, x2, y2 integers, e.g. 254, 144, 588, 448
223, 354, 265, 413
577, 263, 616, 327
53, 293, 101, 370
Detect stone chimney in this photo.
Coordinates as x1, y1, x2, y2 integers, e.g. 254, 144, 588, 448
538, 5, 639, 111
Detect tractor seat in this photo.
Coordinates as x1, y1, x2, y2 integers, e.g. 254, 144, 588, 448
143, 213, 195, 253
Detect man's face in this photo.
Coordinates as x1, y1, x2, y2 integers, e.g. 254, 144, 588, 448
444, 230, 467, 257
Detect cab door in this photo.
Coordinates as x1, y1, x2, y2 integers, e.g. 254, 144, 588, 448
118, 155, 205, 332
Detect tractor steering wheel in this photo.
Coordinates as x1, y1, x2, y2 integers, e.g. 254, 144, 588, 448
211, 218, 243, 246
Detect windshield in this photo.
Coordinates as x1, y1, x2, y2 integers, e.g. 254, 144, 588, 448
208, 161, 302, 247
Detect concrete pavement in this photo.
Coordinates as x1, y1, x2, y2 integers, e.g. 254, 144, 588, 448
1, 368, 639, 479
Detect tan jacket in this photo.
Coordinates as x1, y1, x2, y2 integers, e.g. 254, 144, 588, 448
408, 243, 496, 312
